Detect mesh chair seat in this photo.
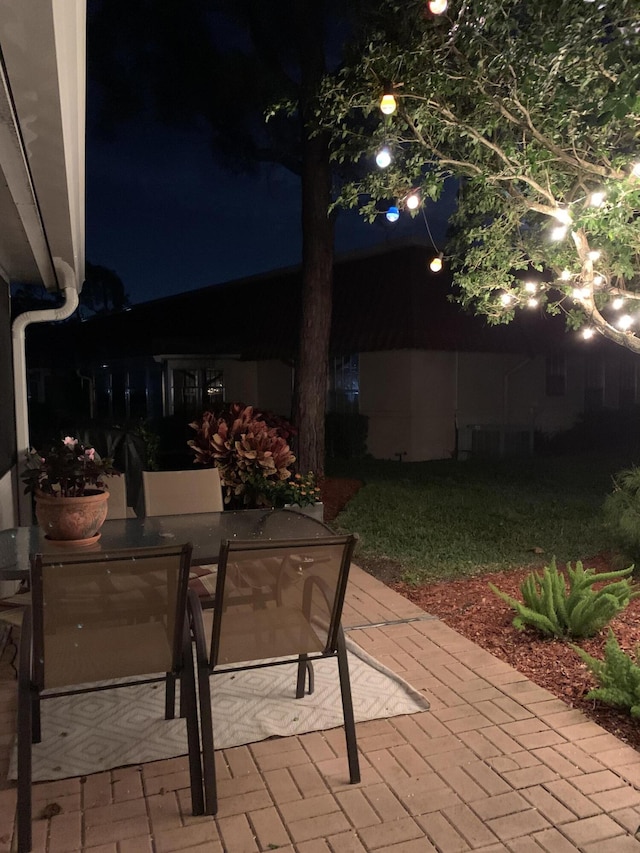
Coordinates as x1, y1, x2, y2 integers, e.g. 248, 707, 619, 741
16, 543, 204, 853
189, 533, 360, 815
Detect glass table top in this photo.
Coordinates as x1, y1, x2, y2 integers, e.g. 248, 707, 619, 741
0, 508, 336, 581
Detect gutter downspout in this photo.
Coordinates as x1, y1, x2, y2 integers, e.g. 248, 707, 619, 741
12, 257, 80, 524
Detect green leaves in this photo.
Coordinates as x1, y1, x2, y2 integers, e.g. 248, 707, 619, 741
573, 630, 640, 718
490, 557, 637, 638
319, 0, 640, 354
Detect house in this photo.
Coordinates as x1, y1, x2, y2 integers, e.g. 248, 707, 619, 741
24, 243, 638, 465
0, 0, 86, 531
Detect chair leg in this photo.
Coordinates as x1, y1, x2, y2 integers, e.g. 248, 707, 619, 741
295, 655, 314, 698
336, 628, 361, 784
188, 590, 217, 814
165, 672, 176, 720
181, 624, 204, 815
17, 610, 33, 853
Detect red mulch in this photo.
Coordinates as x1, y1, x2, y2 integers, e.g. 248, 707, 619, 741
320, 478, 640, 752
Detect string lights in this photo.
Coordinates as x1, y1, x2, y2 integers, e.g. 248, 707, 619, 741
369, 20, 639, 344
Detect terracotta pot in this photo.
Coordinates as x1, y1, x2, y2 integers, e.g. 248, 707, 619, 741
35, 490, 110, 541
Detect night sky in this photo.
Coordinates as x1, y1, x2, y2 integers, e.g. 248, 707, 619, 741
85, 117, 455, 306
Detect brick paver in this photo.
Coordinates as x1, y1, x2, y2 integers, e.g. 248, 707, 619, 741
1, 564, 639, 852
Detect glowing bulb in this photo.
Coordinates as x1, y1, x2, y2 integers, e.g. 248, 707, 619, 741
560, 269, 572, 281
587, 250, 601, 262
376, 147, 392, 168
500, 292, 513, 306
593, 275, 603, 286
524, 281, 537, 293
633, 163, 640, 177
551, 225, 567, 241
582, 328, 594, 340
572, 287, 590, 301
553, 208, 572, 225
380, 94, 397, 115
618, 314, 633, 330
406, 192, 420, 210
428, 0, 448, 13
589, 191, 606, 207
612, 297, 624, 310
429, 255, 443, 272
527, 298, 539, 308
385, 205, 400, 222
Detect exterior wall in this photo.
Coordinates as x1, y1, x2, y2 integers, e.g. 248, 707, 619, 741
359, 350, 457, 462
222, 360, 259, 406
256, 360, 293, 417
455, 351, 586, 437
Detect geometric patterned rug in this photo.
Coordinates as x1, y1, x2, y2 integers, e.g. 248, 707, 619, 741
9, 639, 429, 781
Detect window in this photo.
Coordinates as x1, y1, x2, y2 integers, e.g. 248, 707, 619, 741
585, 356, 605, 411
172, 366, 224, 417
329, 355, 359, 413
619, 359, 637, 408
545, 353, 566, 397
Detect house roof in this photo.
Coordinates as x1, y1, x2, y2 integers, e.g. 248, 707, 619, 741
27, 243, 590, 365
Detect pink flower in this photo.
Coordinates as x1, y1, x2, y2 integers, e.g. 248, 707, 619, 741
63, 436, 78, 448
85, 448, 96, 461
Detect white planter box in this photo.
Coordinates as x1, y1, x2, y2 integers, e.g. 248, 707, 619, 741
284, 501, 324, 522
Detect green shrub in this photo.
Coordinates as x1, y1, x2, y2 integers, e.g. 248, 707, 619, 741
603, 466, 640, 566
490, 558, 638, 638
572, 630, 640, 718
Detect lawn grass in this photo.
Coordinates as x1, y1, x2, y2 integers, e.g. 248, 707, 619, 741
327, 452, 635, 583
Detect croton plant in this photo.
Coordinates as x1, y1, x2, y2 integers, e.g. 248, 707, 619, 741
188, 403, 297, 507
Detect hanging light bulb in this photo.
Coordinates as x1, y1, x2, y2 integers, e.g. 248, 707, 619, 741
406, 192, 420, 210
632, 163, 640, 178
589, 191, 606, 207
500, 292, 513, 306
588, 250, 601, 261
560, 269, 572, 281
553, 208, 572, 225
618, 314, 634, 330
551, 225, 567, 241
527, 298, 539, 308
380, 93, 397, 115
582, 328, 594, 340
428, 0, 448, 14
385, 205, 400, 222
376, 147, 392, 168
612, 297, 625, 310
429, 253, 443, 272
524, 281, 537, 293
593, 275, 603, 286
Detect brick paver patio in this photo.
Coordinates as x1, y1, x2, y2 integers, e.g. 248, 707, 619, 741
1, 565, 640, 852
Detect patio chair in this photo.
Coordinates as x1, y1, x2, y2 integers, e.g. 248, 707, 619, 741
142, 467, 224, 516
103, 473, 135, 520
142, 468, 224, 607
188, 533, 360, 814
16, 542, 203, 853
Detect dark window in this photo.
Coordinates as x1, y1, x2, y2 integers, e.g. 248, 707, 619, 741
172, 367, 224, 418
546, 353, 566, 397
329, 355, 359, 413
585, 356, 605, 411
619, 359, 637, 408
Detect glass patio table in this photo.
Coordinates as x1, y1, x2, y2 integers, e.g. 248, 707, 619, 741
0, 508, 335, 582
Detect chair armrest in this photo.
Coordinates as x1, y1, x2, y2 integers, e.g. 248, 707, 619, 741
186, 588, 209, 669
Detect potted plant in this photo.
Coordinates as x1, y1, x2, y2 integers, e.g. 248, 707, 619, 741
22, 436, 119, 542
188, 403, 296, 509
256, 471, 324, 521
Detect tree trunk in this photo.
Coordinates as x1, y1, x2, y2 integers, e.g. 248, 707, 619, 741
295, 130, 334, 477
294, 0, 333, 478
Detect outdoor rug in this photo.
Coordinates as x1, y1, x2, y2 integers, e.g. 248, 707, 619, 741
9, 639, 429, 782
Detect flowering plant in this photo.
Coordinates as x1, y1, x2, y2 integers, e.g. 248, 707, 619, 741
256, 471, 322, 508
21, 436, 118, 497
188, 403, 296, 507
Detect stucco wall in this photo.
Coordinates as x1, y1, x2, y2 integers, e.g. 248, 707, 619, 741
359, 350, 457, 462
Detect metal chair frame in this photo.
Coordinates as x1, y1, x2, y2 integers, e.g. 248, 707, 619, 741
188, 533, 360, 814
16, 543, 203, 853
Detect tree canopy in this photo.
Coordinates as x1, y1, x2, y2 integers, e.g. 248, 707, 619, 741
321, 0, 640, 353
